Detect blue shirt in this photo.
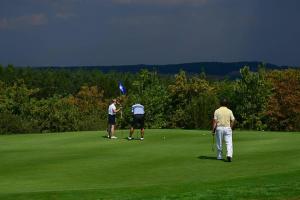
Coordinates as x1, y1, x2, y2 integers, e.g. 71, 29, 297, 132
132, 104, 144, 115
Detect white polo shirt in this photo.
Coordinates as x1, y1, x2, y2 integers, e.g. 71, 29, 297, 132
108, 103, 116, 115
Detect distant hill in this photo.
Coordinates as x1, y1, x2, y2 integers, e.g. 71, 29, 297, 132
40, 61, 296, 78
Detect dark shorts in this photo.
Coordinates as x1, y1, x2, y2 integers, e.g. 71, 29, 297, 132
131, 114, 145, 129
108, 114, 116, 125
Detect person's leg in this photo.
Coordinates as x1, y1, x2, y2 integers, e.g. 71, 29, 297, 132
107, 115, 111, 138
128, 115, 136, 140
108, 115, 116, 138
140, 115, 145, 140
140, 128, 145, 139
110, 115, 117, 139
111, 125, 115, 137
215, 127, 224, 159
107, 124, 112, 138
224, 127, 233, 160
128, 127, 134, 139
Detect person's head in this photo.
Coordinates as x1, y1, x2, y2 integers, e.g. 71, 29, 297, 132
220, 98, 228, 107
112, 99, 117, 104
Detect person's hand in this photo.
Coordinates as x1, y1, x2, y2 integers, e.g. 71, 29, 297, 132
212, 127, 216, 135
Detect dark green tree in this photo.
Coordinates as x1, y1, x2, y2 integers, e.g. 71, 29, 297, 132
234, 66, 272, 130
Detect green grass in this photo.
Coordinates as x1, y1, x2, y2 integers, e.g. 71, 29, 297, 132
0, 129, 299, 200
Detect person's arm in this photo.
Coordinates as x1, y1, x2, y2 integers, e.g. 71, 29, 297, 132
230, 120, 235, 129
212, 119, 217, 134
230, 111, 235, 129
113, 105, 121, 113
212, 111, 217, 134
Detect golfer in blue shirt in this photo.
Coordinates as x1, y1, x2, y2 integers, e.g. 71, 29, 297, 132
128, 103, 145, 140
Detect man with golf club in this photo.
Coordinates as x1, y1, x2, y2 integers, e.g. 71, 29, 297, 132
128, 102, 145, 140
212, 98, 235, 162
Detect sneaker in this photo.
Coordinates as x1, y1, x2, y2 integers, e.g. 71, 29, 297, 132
127, 137, 133, 140
111, 136, 117, 139
140, 137, 144, 141
227, 156, 232, 162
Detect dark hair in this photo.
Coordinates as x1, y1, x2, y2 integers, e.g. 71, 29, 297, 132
220, 98, 228, 107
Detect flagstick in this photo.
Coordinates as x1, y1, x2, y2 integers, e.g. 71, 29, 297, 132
120, 107, 123, 139
118, 81, 126, 139
119, 89, 125, 139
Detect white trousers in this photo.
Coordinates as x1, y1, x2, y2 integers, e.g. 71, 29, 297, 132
215, 127, 233, 159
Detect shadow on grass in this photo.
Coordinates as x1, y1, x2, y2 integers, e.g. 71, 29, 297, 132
198, 156, 227, 162
198, 156, 232, 163
198, 155, 216, 160
126, 138, 144, 141
101, 135, 142, 141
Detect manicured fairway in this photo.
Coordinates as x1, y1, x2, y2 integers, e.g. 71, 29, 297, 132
0, 130, 300, 200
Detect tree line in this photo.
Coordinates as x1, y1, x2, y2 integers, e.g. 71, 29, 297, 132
0, 64, 299, 134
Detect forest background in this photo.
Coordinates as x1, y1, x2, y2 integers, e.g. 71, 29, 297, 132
0, 64, 299, 134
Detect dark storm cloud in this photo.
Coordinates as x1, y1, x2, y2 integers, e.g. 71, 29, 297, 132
0, 13, 48, 29
111, 0, 208, 6
0, 0, 299, 66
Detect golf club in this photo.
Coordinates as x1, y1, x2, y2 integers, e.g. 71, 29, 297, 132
211, 133, 215, 152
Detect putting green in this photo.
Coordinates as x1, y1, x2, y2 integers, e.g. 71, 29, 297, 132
0, 130, 299, 199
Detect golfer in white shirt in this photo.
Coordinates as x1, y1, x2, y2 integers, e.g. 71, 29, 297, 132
107, 99, 121, 139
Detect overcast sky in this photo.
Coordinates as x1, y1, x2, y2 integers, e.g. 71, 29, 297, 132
0, 0, 299, 67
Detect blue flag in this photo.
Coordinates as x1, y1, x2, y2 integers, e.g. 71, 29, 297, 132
118, 82, 126, 95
